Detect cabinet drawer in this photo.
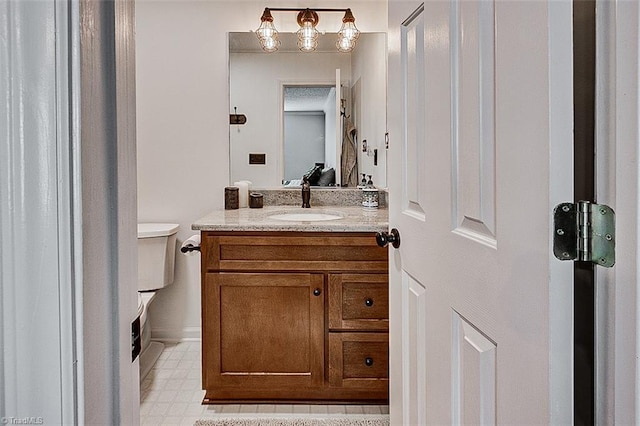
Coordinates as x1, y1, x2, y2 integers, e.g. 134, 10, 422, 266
328, 332, 389, 389
202, 232, 387, 272
329, 274, 389, 331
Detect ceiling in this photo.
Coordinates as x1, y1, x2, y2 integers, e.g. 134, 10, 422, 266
284, 86, 335, 112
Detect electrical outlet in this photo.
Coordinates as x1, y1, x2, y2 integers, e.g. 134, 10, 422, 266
249, 153, 266, 165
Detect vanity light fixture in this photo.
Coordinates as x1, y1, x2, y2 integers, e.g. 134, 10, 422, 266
256, 7, 360, 53
297, 9, 319, 52
256, 8, 280, 52
336, 8, 359, 52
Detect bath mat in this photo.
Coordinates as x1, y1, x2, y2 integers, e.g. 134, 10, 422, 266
194, 415, 389, 426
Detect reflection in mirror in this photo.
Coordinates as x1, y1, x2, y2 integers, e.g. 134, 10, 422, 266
229, 32, 386, 188
283, 86, 336, 184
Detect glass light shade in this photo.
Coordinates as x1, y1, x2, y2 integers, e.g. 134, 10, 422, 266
257, 23, 277, 40
338, 20, 359, 42
297, 22, 318, 52
256, 8, 280, 52
336, 37, 355, 52
260, 36, 280, 52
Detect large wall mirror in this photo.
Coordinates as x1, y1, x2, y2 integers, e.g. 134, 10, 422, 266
229, 31, 387, 188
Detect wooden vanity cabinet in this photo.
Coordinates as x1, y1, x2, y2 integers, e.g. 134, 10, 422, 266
200, 231, 389, 403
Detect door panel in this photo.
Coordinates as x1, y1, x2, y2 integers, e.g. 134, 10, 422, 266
452, 312, 497, 425
402, 7, 427, 219
388, 0, 575, 424
405, 272, 427, 426
451, 0, 496, 246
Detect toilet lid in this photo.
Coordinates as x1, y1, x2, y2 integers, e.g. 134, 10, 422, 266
137, 223, 179, 238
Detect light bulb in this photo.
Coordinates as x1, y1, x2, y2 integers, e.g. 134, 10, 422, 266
336, 37, 355, 52
261, 36, 280, 52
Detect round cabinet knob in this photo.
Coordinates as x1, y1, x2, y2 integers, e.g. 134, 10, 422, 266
365, 298, 374, 307
365, 357, 374, 367
313, 288, 322, 296
376, 228, 401, 248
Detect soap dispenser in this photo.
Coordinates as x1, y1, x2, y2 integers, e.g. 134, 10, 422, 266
361, 175, 379, 209
359, 173, 367, 188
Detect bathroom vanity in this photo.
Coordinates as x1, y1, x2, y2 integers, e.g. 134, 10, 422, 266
192, 204, 389, 403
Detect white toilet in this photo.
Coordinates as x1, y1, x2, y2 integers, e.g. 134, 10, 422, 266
137, 222, 179, 381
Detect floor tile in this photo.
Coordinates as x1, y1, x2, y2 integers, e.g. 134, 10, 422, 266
161, 416, 183, 425
327, 405, 347, 414
273, 404, 294, 413
346, 405, 364, 414
220, 404, 241, 413
292, 405, 311, 414
309, 405, 329, 414
363, 405, 382, 414
239, 404, 259, 413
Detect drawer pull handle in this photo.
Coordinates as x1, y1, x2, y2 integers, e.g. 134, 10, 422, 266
365, 298, 374, 307
365, 357, 374, 367
313, 288, 322, 296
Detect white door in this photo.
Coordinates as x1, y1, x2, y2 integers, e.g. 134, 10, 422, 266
594, 1, 640, 423
387, 1, 575, 424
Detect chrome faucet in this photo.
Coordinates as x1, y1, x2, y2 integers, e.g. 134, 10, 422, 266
301, 176, 311, 208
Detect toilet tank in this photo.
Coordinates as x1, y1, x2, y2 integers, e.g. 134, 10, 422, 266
137, 223, 180, 291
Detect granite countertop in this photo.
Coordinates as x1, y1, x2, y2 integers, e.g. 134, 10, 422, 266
192, 205, 388, 232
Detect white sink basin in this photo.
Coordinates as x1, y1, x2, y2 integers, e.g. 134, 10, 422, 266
268, 212, 345, 222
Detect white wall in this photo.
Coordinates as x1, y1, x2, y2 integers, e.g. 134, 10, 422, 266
136, 0, 387, 341
352, 32, 387, 187
284, 112, 325, 181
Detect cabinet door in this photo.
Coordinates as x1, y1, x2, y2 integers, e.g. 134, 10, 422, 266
203, 272, 324, 391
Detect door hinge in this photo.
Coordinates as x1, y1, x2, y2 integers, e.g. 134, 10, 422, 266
553, 201, 615, 267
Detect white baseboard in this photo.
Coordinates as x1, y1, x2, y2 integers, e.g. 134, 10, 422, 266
151, 326, 201, 342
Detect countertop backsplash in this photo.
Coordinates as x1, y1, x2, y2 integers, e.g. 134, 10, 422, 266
253, 187, 388, 207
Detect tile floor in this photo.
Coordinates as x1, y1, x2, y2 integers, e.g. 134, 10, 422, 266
140, 341, 389, 426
